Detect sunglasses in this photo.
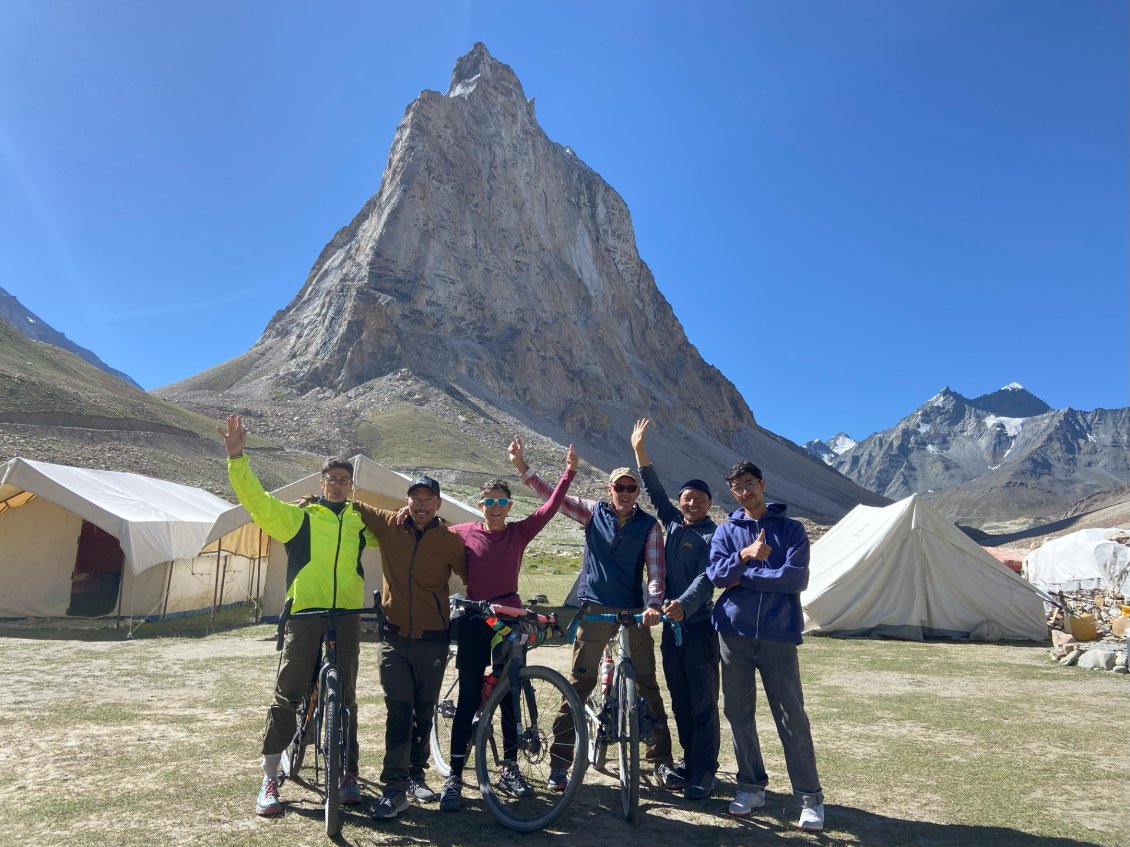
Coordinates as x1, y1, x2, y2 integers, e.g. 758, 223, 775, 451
480, 497, 511, 507
322, 476, 353, 486
612, 484, 638, 493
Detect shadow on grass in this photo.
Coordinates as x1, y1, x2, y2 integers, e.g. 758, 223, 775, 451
305, 778, 1110, 847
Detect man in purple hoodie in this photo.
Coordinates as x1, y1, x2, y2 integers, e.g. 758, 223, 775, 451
706, 460, 824, 833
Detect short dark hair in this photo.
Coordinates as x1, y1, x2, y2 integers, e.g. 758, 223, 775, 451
479, 478, 512, 499
725, 461, 763, 484
322, 457, 354, 478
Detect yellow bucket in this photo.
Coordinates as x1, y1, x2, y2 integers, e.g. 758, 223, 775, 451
1067, 612, 1098, 642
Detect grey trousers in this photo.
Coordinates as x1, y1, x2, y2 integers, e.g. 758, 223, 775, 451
718, 631, 823, 808
377, 633, 449, 792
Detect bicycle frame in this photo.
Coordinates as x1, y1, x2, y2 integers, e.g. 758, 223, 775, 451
274, 592, 379, 837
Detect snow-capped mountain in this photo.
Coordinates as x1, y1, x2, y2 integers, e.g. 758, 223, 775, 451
806, 384, 1130, 528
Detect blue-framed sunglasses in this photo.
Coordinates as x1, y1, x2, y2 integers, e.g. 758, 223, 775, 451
480, 497, 511, 507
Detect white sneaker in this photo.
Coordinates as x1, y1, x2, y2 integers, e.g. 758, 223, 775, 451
797, 804, 824, 832
728, 789, 766, 816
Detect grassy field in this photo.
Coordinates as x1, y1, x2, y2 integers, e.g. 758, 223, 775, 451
0, 579, 1125, 847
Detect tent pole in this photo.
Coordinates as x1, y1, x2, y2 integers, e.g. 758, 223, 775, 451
209, 549, 223, 633
160, 561, 174, 621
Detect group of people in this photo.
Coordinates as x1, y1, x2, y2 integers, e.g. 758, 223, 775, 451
218, 413, 825, 832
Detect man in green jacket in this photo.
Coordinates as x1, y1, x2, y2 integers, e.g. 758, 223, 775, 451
219, 415, 377, 817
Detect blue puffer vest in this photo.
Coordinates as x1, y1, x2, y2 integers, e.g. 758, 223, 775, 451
579, 503, 657, 609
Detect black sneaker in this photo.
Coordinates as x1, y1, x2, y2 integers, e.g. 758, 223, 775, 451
684, 772, 716, 801
439, 776, 464, 812
408, 778, 437, 803
656, 762, 686, 790
498, 765, 535, 797
371, 790, 409, 820
547, 768, 568, 792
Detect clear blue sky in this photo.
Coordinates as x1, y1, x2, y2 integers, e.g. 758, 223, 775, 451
1, 1, 1126, 446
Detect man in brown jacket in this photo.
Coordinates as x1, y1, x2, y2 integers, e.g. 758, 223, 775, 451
357, 475, 467, 820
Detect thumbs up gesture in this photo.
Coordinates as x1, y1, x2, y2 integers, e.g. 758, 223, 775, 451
741, 527, 772, 562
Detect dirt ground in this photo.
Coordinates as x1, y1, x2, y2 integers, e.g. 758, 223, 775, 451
0, 621, 1126, 847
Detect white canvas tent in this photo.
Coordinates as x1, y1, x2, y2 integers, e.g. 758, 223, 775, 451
205, 455, 478, 618
1022, 528, 1130, 594
802, 494, 1049, 642
0, 457, 239, 620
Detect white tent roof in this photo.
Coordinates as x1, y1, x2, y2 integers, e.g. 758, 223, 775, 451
205, 454, 481, 551
802, 494, 1048, 642
0, 457, 234, 575
1023, 528, 1130, 594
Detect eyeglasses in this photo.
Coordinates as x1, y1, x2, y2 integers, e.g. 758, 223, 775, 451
729, 480, 762, 494
322, 476, 353, 486
612, 484, 638, 493
480, 497, 511, 507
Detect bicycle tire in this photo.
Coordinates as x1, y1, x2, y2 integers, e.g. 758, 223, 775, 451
322, 667, 342, 837
475, 665, 587, 832
430, 644, 471, 777
617, 666, 639, 823
282, 687, 316, 782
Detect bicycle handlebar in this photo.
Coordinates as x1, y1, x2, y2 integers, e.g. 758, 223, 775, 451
451, 595, 558, 627
581, 611, 684, 646
275, 590, 382, 651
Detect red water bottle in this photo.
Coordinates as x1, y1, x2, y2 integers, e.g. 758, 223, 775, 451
599, 650, 614, 695
481, 672, 499, 703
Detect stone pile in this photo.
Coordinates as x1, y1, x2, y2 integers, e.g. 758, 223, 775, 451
1047, 589, 1129, 674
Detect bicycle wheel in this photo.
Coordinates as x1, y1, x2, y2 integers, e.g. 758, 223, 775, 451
475, 666, 587, 832
281, 687, 316, 782
322, 667, 342, 837
430, 645, 470, 777
586, 691, 608, 772
616, 666, 639, 823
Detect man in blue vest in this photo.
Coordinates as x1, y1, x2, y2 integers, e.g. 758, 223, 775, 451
509, 436, 671, 791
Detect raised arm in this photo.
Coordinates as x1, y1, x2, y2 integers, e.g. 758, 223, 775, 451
510, 435, 594, 525
515, 444, 579, 541
218, 415, 303, 541
631, 418, 683, 526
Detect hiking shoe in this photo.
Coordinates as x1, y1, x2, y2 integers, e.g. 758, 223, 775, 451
339, 772, 362, 805
371, 790, 409, 820
439, 775, 464, 812
729, 789, 766, 817
656, 761, 685, 790
255, 776, 282, 816
499, 764, 535, 797
684, 772, 716, 802
547, 768, 568, 792
797, 803, 824, 832
408, 778, 437, 803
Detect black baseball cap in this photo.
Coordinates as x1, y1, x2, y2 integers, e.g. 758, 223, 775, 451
407, 475, 441, 497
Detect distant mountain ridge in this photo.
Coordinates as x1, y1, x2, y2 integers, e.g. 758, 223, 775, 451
804, 383, 1130, 529
0, 286, 141, 389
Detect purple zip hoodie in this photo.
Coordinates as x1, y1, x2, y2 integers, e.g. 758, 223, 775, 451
706, 502, 811, 644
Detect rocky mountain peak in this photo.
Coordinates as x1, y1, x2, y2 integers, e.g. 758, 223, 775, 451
969, 383, 1052, 418
159, 44, 886, 521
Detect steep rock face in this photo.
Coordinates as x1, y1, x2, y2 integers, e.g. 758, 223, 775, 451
160, 44, 886, 521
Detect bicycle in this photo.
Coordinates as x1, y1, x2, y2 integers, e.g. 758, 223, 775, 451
429, 596, 588, 832
275, 592, 378, 837
578, 609, 682, 824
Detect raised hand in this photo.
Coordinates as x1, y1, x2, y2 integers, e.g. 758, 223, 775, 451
217, 414, 248, 458
630, 418, 651, 451
508, 435, 529, 473
565, 444, 578, 472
